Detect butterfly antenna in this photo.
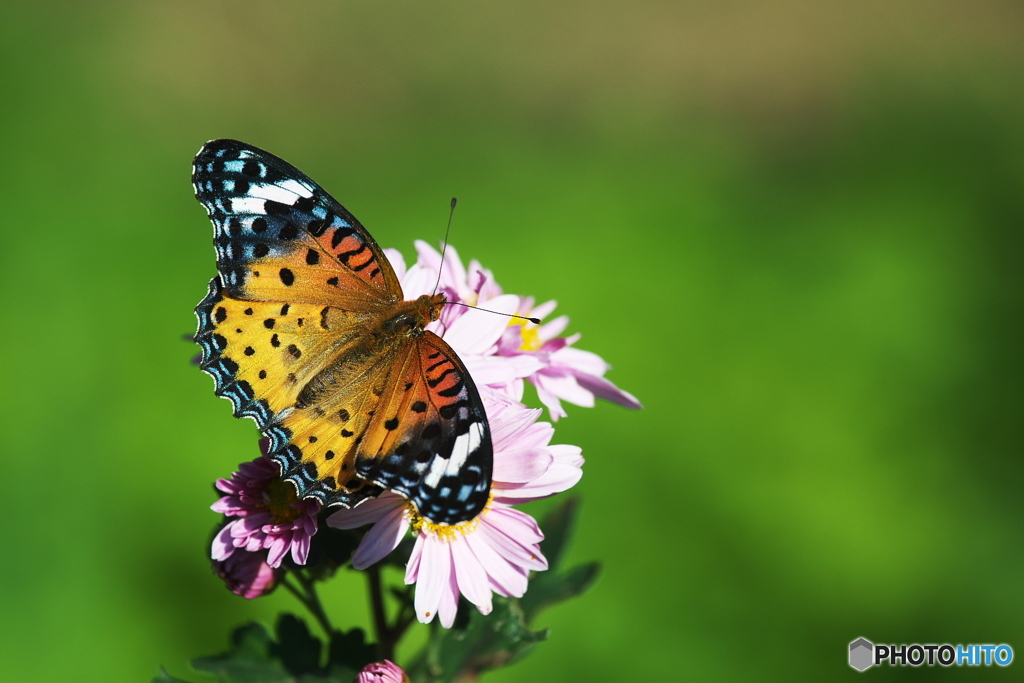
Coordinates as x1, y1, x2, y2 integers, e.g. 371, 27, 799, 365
432, 197, 457, 296
434, 198, 541, 324
444, 301, 541, 325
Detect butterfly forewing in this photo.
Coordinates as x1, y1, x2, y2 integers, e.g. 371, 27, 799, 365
196, 282, 376, 419
193, 139, 401, 304
193, 139, 493, 524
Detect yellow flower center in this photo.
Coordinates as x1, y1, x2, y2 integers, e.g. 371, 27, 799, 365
263, 478, 304, 524
511, 320, 543, 352
407, 494, 493, 541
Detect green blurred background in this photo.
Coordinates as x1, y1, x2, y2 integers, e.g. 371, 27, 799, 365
1, 1, 1022, 680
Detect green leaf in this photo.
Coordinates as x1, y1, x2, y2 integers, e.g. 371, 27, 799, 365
517, 498, 601, 620
325, 627, 375, 677
271, 615, 321, 676
520, 560, 600, 621
188, 617, 374, 683
536, 498, 580, 572
192, 622, 291, 683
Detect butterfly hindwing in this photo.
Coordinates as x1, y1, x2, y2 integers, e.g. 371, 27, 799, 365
262, 333, 402, 510
194, 139, 494, 525
262, 328, 492, 525
353, 330, 492, 526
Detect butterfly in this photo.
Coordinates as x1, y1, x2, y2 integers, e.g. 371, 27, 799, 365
192, 139, 492, 526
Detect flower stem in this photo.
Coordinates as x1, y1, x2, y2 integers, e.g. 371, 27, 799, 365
367, 564, 392, 660
367, 567, 418, 661
283, 571, 335, 637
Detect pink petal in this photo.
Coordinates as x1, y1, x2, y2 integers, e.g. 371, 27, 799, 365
401, 263, 438, 299
492, 448, 554, 483
405, 537, 423, 584
489, 406, 553, 452
537, 371, 596, 408
356, 659, 408, 683
381, 248, 407, 281
413, 239, 442, 268
474, 270, 503, 302
465, 530, 527, 598
551, 346, 608, 375
451, 539, 492, 614
549, 443, 585, 467
291, 532, 311, 565
239, 511, 273, 533
414, 539, 450, 624
530, 300, 559, 322
438, 243, 468, 292
495, 456, 583, 502
444, 294, 520, 354
437, 568, 460, 628
479, 380, 525, 405
479, 519, 548, 572
327, 495, 405, 529
211, 524, 235, 561
487, 405, 543, 446
266, 536, 288, 568
509, 422, 556, 452
300, 514, 318, 536
487, 506, 545, 545
352, 505, 409, 569
575, 372, 643, 409
536, 336, 570, 355
534, 381, 568, 420
411, 240, 469, 298
462, 354, 541, 386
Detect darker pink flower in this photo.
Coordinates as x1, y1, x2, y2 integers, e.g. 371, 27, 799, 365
211, 442, 320, 568
356, 659, 409, 683
212, 547, 281, 599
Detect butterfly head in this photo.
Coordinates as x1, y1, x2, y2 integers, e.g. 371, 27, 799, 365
418, 293, 445, 323
385, 293, 446, 338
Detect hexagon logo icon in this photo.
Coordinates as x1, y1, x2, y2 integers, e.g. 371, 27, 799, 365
849, 637, 874, 671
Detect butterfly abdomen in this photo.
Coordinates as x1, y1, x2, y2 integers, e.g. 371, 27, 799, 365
292, 340, 377, 409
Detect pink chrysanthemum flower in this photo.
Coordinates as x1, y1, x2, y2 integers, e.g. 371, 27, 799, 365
211, 442, 320, 569
385, 241, 641, 419
327, 401, 582, 628
356, 659, 410, 683
212, 547, 281, 599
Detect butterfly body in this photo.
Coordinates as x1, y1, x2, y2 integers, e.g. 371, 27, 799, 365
193, 140, 491, 525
